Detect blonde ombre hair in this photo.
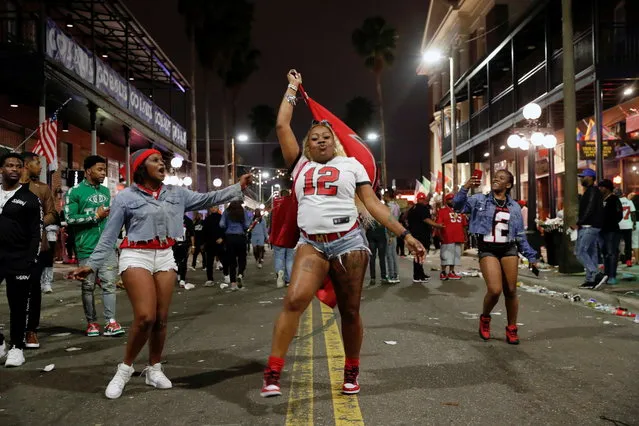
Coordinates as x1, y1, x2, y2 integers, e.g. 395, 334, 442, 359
302, 124, 373, 226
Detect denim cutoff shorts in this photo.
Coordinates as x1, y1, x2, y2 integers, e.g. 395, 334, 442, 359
298, 228, 370, 260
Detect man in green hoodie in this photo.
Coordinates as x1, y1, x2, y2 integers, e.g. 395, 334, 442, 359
64, 155, 124, 337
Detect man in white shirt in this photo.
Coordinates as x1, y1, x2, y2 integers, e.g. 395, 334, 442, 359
616, 189, 636, 266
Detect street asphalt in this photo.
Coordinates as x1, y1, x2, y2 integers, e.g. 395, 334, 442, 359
0, 250, 638, 426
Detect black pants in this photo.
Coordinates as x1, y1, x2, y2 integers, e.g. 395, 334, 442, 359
191, 243, 206, 268
205, 243, 225, 281
412, 234, 429, 279
367, 233, 387, 279
226, 234, 247, 283
173, 243, 189, 282
1, 270, 39, 349
620, 229, 633, 263
397, 237, 406, 256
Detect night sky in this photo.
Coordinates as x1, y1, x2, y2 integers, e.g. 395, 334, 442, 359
123, 0, 431, 182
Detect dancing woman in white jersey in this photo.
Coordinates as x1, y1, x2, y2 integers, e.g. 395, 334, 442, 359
261, 70, 425, 397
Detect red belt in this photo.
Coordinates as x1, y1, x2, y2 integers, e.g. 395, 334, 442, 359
302, 222, 358, 243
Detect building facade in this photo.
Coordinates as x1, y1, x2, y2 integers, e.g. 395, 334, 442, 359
0, 0, 191, 201
419, 0, 639, 221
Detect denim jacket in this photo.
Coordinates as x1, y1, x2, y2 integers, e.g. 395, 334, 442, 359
87, 183, 243, 271
453, 187, 537, 262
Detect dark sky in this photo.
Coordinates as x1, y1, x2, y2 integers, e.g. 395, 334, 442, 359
123, 0, 431, 181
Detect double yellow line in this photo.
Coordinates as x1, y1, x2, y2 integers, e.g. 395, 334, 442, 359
285, 302, 365, 425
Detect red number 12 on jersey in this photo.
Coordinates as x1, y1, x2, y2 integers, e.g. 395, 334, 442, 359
303, 166, 340, 196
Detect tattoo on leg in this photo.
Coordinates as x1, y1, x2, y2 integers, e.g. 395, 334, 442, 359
301, 258, 315, 272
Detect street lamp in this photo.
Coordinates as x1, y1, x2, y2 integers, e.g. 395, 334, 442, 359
366, 132, 379, 142
231, 133, 249, 184
170, 156, 183, 169
213, 178, 222, 188
422, 48, 457, 190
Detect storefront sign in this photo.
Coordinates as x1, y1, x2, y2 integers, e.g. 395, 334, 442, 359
578, 140, 615, 160
154, 106, 173, 140
172, 123, 187, 149
128, 86, 154, 125
46, 19, 94, 85
95, 59, 128, 108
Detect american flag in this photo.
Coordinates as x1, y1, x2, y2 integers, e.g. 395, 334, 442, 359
33, 113, 58, 171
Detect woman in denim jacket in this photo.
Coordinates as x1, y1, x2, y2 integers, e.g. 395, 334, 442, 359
71, 149, 251, 399
453, 169, 537, 345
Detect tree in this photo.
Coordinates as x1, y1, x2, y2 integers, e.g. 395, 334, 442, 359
344, 96, 375, 134
352, 16, 398, 188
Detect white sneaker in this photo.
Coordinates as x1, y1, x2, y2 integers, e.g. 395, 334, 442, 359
204, 280, 215, 287
0, 341, 7, 360
230, 283, 239, 291
105, 363, 135, 399
42, 284, 53, 294
257, 263, 263, 269
224, 275, 230, 284
276, 271, 285, 289
142, 363, 173, 389
188, 266, 196, 271
5, 346, 25, 367
179, 280, 186, 288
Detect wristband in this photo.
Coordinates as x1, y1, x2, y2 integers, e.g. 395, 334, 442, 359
287, 84, 298, 92
398, 230, 411, 240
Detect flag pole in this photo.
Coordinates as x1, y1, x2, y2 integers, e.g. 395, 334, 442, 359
13, 98, 72, 152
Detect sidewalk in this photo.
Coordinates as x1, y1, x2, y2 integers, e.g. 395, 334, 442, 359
447, 250, 639, 312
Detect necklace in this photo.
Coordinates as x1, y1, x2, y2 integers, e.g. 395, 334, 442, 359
492, 194, 507, 208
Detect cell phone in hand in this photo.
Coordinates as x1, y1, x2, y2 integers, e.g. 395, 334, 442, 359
531, 265, 540, 277
472, 169, 482, 180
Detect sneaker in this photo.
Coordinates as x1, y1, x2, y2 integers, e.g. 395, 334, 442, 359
420, 276, 431, 283
86, 323, 100, 337
276, 271, 285, 289
179, 280, 186, 288
237, 274, 243, 288
142, 363, 173, 389
607, 278, 619, 285
260, 368, 282, 397
388, 277, 400, 284
42, 284, 53, 294
505, 325, 520, 345
257, 263, 263, 269
440, 272, 448, 280
204, 280, 215, 287
447, 272, 462, 280
0, 340, 6, 360
342, 365, 360, 395
593, 273, 608, 290
230, 283, 239, 291
104, 319, 125, 337
105, 363, 134, 399
188, 266, 196, 271
224, 275, 230, 284
479, 314, 491, 341
4, 346, 25, 367
579, 281, 596, 289
25, 331, 40, 349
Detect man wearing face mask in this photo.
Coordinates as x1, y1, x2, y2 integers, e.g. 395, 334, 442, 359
574, 169, 606, 289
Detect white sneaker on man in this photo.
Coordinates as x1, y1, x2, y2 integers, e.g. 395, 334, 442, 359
42, 284, 53, 294
257, 263, 263, 269
204, 280, 215, 287
5, 346, 25, 367
276, 271, 285, 289
105, 363, 135, 399
142, 363, 173, 389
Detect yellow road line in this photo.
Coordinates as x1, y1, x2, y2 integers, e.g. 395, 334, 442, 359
286, 305, 314, 426
321, 303, 365, 425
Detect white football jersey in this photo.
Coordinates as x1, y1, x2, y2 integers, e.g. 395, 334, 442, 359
292, 155, 371, 234
619, 197, 636, 230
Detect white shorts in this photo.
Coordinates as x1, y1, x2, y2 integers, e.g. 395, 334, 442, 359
440, 243, 462, 266
118, 248, 177, 275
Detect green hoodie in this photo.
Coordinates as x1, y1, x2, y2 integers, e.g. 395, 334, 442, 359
64, 179, 111, 260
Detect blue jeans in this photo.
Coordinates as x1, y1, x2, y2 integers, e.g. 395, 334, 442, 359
575, 227, 601, 281
601, 231, 621, 279
299, 228, 370, 260
79, 249, 118, 323
385, 237, 399, 279
273, 246, 295, 283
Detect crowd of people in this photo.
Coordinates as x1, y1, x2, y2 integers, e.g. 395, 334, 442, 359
0, 68, 635, 402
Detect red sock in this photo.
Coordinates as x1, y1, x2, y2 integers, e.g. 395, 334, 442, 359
267, 356, 285, 372
345, 357, 360, 369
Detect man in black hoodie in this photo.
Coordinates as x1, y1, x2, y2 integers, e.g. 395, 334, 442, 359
598, 179, 623, 285
0, 153, 43, 367
575, 169, 606, 289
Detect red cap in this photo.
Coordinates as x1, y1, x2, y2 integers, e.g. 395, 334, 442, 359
444, 193, 454, 201
416, 192, 427, 201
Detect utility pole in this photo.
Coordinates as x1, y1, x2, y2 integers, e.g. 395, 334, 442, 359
560, 0, 581, 273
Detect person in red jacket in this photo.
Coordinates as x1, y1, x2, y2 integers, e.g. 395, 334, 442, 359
270, 188, 297, 288
437, 193, 467, 280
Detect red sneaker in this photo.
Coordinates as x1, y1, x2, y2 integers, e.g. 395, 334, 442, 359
342, 365, 360, 394
86, 323, 100, 337
439, 272, 448, 280
505, 325, 520, 345
479, 314, 491, 340
260, 368, 282, 397
447, 272, 462, 280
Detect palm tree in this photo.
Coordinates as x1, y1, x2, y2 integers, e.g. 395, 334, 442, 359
178, 0, 209, 189
352, 16, 398, 188
249, 104, 276, 167
344, 96, 375, 134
